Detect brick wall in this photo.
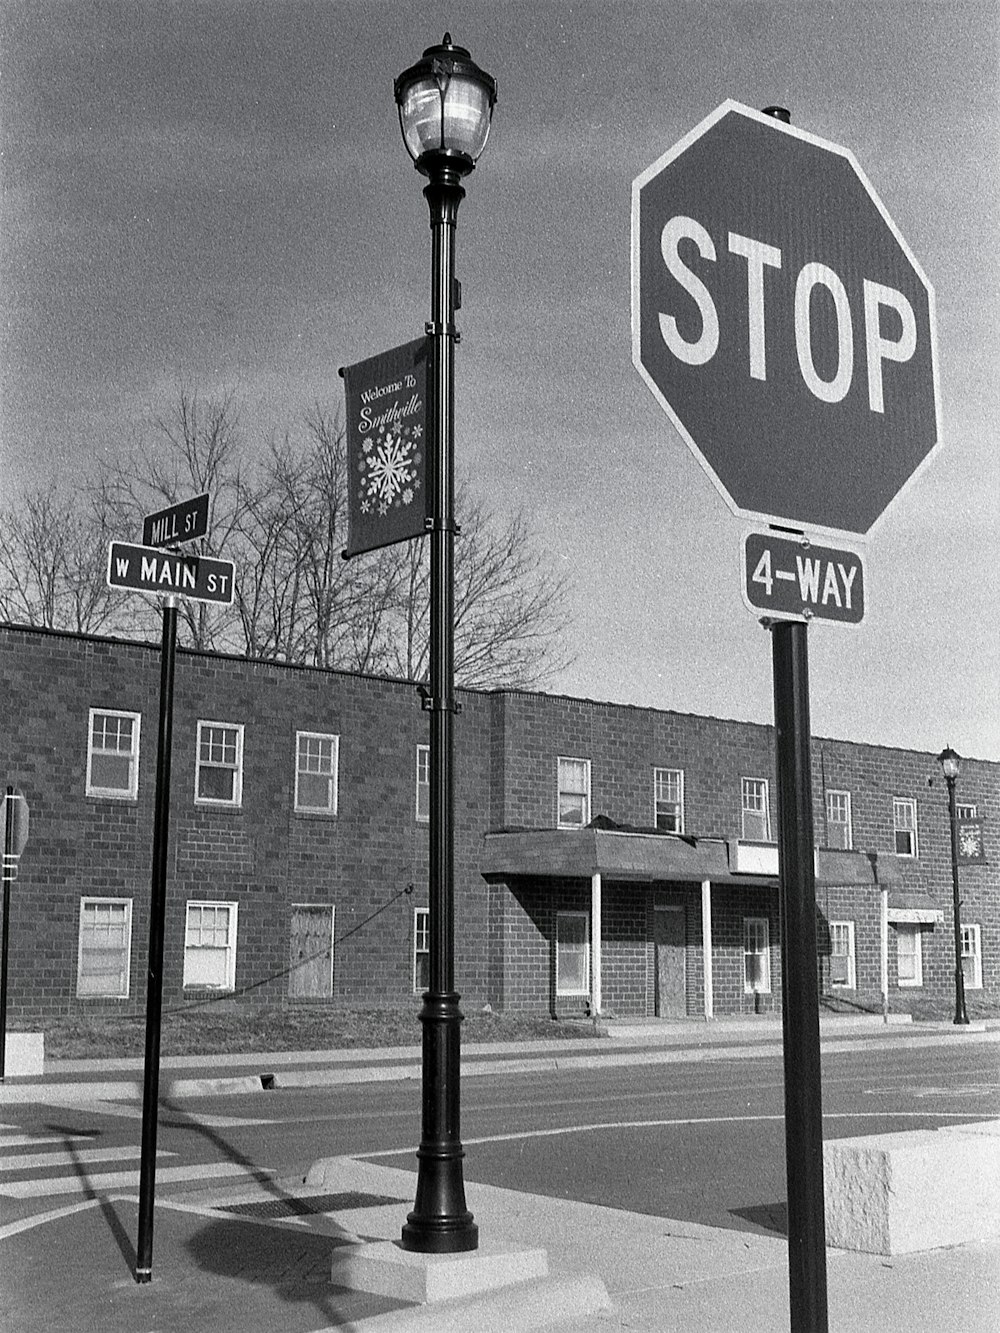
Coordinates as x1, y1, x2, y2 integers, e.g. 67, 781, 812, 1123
2, 624, 997, 1024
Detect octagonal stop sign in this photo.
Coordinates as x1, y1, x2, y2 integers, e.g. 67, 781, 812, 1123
631, 100, 941, 536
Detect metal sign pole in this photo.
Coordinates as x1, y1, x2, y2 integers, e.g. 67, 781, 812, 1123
0, 787, 14, 1082
770, 620, 829, 1332
135, 597, 178, 1282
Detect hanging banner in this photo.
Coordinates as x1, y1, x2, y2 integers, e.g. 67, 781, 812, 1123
958, 818, 986, 863
341, 337, 429, 558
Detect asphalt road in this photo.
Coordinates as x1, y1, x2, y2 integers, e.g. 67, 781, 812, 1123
3, 1038, 997, 1238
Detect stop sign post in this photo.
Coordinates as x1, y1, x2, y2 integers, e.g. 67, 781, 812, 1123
633, 104, 942, 1333
632, 99, 940, 537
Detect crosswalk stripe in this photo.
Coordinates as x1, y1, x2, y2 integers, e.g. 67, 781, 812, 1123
1, 1161, 271, 1199
0, 1133, 92, 1150
0, 1145, 174, 1173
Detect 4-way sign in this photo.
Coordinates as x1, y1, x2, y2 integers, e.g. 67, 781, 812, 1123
632, 100, 941, 537
743, 531, 864, 625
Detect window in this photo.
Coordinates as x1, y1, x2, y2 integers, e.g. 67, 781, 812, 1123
741, 778, 771, 841
962, 924, 983, 990
413, 907, 430, 992
87, 709, 140, 799
829, 920, 856, 988
196, 722, 244, 806
896, 923, 922, 987
654, 768, 684, 833
557, 757, 591, 828
556, 911, 590, 995
744, 916, 771, 993
825, 790, 853, 850
77, 898, 132, 998
183, 901, 238, 990
416, 745, 430, 823
893, 798, 918, 857
294, 732, 339, 814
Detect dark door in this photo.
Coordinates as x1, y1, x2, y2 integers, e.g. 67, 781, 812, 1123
654, 907, 686, 1017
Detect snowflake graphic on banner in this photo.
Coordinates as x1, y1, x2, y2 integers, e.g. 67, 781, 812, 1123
357, 424, 422, 519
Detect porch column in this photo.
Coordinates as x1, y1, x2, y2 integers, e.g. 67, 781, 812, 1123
591, 871, 602, 1016
880, 886, 889, 1024
701, 879, 714, 1020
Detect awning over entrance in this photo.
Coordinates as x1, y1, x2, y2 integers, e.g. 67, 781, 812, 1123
481, 822, 883, 889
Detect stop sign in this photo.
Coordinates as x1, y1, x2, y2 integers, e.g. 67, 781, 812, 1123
631, 100, 940, 536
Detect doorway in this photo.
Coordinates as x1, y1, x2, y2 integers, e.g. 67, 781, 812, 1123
654, 905, 686, 1017
289, 904, 334, 999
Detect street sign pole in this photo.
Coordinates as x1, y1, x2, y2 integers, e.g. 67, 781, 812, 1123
0, 788, 14, 1082
771, 620, 828, 1333
135, 597, 178, 1283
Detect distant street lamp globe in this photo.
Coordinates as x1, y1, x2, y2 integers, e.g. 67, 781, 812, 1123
394, 34, 497, 180
937, 745, 961, 782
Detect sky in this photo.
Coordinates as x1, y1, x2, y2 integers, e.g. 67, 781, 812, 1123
2, 1, 998, 761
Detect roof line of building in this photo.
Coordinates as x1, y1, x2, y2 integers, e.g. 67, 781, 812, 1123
1, 620, 989, 767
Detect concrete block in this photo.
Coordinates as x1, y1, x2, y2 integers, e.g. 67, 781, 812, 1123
3, 1032, 44, 1077
824, 1121, 1000, 1255
330, 1238, 548, 1303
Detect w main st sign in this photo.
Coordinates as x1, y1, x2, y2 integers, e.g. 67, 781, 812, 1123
632, 101, 941, 537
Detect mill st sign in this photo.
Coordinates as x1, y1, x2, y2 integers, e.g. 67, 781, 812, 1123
142, 493, 210, 548
631, 100, 941, 537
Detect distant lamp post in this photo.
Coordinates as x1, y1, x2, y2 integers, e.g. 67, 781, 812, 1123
937, 746, 970, 1026
394, 34, 496, 1256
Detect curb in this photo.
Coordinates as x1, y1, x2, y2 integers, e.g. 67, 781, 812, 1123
2, 1025, 997, 1105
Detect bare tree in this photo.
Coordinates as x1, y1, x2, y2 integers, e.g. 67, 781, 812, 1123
4, 390, 576, 690
0, 489, 123, 633
94, 388, 245, 649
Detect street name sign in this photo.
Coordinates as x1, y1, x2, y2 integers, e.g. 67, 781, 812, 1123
632, 100, 941, 537
142, 493, 210, 548
743, 531, 864, 625
107, 542, 235, 605
2, 790, 29, 862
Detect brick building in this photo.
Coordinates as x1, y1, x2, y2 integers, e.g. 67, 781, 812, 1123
1, 623, 995, 1025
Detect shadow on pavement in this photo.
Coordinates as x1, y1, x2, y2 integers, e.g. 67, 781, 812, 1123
731, 1200, 789, 1236
47, 1118, 137, 1271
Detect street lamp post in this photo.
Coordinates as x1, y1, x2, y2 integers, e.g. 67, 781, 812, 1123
394, 34, 496, 1255
937, 746, 970, 1026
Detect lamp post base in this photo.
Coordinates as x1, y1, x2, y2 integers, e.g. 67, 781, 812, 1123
400, 990, 478, 1254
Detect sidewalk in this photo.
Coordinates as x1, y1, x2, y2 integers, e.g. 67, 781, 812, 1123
3, 1011, 997, 1103
3, 1148, 998, 1331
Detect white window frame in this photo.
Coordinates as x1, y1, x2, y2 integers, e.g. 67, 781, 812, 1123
743, 916, 772, 994
413, 906, 430, 993
962, 923, 983, 990
416, 745, 430, 823
557, 757, 591, 829
895, 922, 923, 987
829, 919, 856, 989
653, 767, 684, 833
893, 797, 918, 858
294, 731, 339, 814
76, 897, 132, 998
556, 910, 590, 996
741, 778, 772, 842
825, 789, 853, 850
195, 721, 244, 807
86, 708, 140, 800
183, 900, 239, 990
